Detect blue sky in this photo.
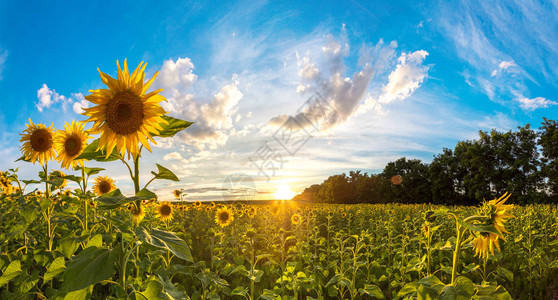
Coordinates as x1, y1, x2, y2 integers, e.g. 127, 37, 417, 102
0, 0, 557, 201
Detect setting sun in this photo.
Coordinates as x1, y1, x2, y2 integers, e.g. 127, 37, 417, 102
274, 185, 295, 200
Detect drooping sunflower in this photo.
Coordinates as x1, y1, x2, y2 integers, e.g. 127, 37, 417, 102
487, 192, 514, 235
173, 189, 182, 199
291, 213, 301, 225
19, 119, 56, 165
215, 207, 234, 227
54, 120, 90, 169
157, 202, 173, 221
82, 59, 168, 158
472, 233, 500, 259
93, 176, 116, 196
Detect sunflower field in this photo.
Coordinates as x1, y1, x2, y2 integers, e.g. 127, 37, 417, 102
1, 59, 557, 299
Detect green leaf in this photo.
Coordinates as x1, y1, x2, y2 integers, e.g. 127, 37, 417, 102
75, 166, 105, 177
417, 284, 439, 300
44, 257, 66, 282
15, 155, 31, 163
497, 267, 513, 282
151, 164, 179, 182
153, 115, 193, 138
61, 247, 116, 293
56, 237, 80, 259
0, 260, 22, 287
135, 227, 193, 262
158, 275, 187, 300
96, 188, 156, 209
359, 284, 384, 299
75, 139, 119, 162
134, 280, 172, 300
61, 175, 83, 185
397, 282, 418, 298
439, 277, 474, 300
457, 218, 501, 235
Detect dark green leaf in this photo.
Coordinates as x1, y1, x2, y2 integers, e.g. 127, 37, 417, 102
97, 188, 156, 209
61, 247, 116, 293
44, 257, 66, 282
0, 260, 22, 287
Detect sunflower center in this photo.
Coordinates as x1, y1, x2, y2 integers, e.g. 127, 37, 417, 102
160, 205, 172, 216
219, 212, 230, 222
30, 128, 53, 152
99, 181, 112, 194
106, 91, 144, 135
64, 135, 82, 156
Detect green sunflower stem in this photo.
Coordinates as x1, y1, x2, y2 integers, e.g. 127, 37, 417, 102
44, 161, 50, 199
82, 167, 88, 231
451, 221, 466, 284
133, 154, 140, 194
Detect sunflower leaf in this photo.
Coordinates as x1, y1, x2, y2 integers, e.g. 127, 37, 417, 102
135, 226, 193, 262
15, 156, 31, 163
154, 115, 193, 138
61, 247, 116, 293
151, 164, 179, 182
75, 139, 119, 162
96, 189, 156, 209
75, 166, 105, 177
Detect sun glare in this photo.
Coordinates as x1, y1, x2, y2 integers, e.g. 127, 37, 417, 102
274, 185, 295, 200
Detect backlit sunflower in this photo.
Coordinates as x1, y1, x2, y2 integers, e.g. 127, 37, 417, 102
130, 203, 145, 223
193, 201, 202, 209
472, 233, 500, 259
291, 213, 301, 225
215, 207, 234, 227
157, 202, 173, 221
93, 176, 116, 196
82, 59, 168, 158
173, 189, 182, 199
54, 120, 90, 169
487, 192, 514, 235
19, 119, 56, 165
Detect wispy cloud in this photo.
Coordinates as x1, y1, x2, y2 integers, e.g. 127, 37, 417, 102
0, 47, 7, 81
433, 0, 557, 111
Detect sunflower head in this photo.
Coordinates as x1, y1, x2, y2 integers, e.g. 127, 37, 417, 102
215, 207, 234, 227
19, 119, 56, 165
54, 120, 90, 169
173, 189, 182, 198
482, 192, 514, 236
473, 232, 501, 259
193, 201, 202, 209
157, 202, 173, 221
93, 176, 116, 196
82, 59, 168, 159
291, 213, 301, 225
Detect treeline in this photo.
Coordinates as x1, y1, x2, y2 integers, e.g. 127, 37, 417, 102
295, 118, 558, 205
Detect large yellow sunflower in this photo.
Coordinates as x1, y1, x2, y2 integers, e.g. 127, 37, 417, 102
54, 120, 90, 169
82, 59, 168, 158
19, 119, 56, 165
215, 207, 234, 227
93, 176, 116, 196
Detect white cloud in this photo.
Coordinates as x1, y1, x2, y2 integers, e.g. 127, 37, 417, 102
378, 50, 429, 104
491, 60, 517, 77
36, 84, 87, 114
163, 152, 183, 161
0, 48, 7, 80
158, 57, 197, 95
159, 57, 244, 150
516, 96, 557, 111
